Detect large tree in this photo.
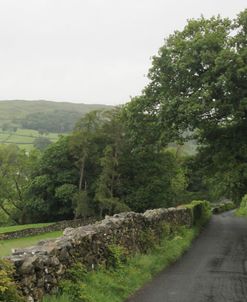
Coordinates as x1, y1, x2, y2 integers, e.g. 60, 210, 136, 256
0, 145, 38, 224
26, 136, 78, 222
131, 10, 247, 202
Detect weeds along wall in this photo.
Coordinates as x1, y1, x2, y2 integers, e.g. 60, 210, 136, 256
6, 202, 208, 302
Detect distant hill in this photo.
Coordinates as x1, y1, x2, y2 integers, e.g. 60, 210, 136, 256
0, 100, 113, 132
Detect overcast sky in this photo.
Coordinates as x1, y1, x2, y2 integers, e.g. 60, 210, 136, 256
0, 0, 246, 105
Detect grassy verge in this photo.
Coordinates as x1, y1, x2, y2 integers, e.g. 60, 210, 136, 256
235, 194, 247, 217
43, 226, 199, 302
0, 231, 62, 257
0, 223, 54, 234
235, 207, 247, 217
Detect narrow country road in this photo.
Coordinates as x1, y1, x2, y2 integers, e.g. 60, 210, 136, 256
126, 211, 247, 302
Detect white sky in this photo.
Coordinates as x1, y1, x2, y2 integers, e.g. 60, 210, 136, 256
0, 0, 246, 105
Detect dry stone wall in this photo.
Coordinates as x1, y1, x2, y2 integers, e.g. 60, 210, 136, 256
0, 218, 96, 240
7, 207, 193, 302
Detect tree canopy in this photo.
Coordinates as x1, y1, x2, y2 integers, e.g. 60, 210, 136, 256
128, 9, 247, 203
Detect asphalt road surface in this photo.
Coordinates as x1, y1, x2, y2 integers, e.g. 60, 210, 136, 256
126, 211, 247, 302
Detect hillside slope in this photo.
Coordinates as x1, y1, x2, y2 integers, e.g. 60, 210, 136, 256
0, 100, 112, 127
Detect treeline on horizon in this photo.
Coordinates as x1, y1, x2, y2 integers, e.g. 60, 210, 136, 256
0, 101, 111, 133
0, 9, 246, 225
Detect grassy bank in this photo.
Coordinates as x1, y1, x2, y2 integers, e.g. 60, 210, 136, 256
235, 207, 247, 217
43, 226, 199, 302
0, 231, 62, 257
235, 194, 247, 217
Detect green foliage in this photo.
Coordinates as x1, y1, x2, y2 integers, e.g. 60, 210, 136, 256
69, 110, 105, 193
43, 295, 71, 302
236, 208, 247, 217
138, 224, 171, 253
236, 194, 247, 216
0, 259, 24, 302
240, 195, 247, 208
95, 145, 129, 217
0, 208, 12, 226
143, 224, 173, 251
121, 150, 188, 211
0, 100, 111, 131
33, 136, 52, 151
120, 95, 189, 211
0, 144, 39, 224
55, 184, 78, 216
212, 201, 236, 214
139, 229, 157, 252
58, 263, 89, 302
24, 106, 191, 221
126, 9, 247, 204
73, 190, 93, 219
107, 245, 128, 269
26, 136, 78, 222
1, 123, 17, 132
28, 107, 187, 221
224, 202, 235, 211
21, 110, 83, 133
184, 200, 211, 226
182, 156, 211, 202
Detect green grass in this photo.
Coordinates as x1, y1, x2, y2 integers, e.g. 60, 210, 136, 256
235, 207, 247, 217
0, 222, 54, 234
43, 296, 70, 302
0, 231, 62, 257
43, 227, 198, 302
235, 194, 247, 217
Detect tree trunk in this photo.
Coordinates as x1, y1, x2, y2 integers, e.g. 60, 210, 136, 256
0, 203, 19, 224
8, 199, 22, 211
79, 155, 86, 191
99, 207, 103, 219
14, 178, 24, 205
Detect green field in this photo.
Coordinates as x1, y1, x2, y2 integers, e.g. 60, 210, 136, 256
0, 231, 62, 257
0, 100, 112, 150
0, 129, 60, 151
0, 222, 54, 234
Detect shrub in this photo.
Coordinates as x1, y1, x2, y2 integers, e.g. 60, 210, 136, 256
236, 194, 247, 216
59, 263, 89, 302
212, 201, 235, 214
185, 200, 211, 226
240, 194, 247, 208
0, 259, 24, 302
107, 244, 128, 269
139, 229, 157, 252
